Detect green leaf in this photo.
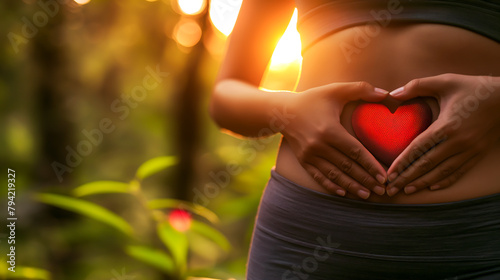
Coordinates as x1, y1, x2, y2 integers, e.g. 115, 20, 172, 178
190, 220, 230, 252
35, 193, 134, 237
148, 199, 219, 224
157, 222, 188, 271
186, 231, 222, 261
136, 156, 177, 180
73, 181, 130, 197
125, 245, 175, 274
3, 266, 51, 279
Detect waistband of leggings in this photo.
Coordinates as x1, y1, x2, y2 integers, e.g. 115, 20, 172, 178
270, 168, 500, 211
259, 168, 500, 260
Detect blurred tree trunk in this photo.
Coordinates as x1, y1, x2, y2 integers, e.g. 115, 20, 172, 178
173, 11, 209, 201
30, 4, 78, 279
32, 4, 75, 186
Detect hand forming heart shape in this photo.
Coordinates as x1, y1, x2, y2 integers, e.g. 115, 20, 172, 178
351, 98, 433, 167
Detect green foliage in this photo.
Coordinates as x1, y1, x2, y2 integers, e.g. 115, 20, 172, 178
148, 198, 219, 224
73, 181, 131, 197
135, 156, 178, 180
190, 220, 230, 252
215, 194, 261, 221
4, 1, 272, 278
157, 222, 188, 272
35, 156, 231, 279
35, 193, 134, 237
0, 260, 51, 279
125, 245, 175, 274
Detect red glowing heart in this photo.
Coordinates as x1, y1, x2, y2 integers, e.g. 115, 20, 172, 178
351, 99, 433, 166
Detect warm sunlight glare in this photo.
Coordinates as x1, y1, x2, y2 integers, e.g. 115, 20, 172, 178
269, 9, 302, 71
178, 0, 206, 15
74, 0, 90, 5
209, 0, 243, 36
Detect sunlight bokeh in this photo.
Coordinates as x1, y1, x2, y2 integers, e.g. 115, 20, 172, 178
173, 18, 203, 48
74, 0, 91, 5
178, 0, 206, 15
209, 0, 243, 36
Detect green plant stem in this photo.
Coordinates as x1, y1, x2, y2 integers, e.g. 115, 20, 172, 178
130, 179, 183, 279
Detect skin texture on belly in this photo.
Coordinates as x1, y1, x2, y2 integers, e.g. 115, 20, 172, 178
276, 23, 500, 204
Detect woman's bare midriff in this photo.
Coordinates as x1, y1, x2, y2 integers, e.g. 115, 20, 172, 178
276, 23, 500, 204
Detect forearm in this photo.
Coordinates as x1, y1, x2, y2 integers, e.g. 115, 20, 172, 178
210, 79, 295, 137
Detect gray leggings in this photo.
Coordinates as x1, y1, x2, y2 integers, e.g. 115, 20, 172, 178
247, 170, 500, 280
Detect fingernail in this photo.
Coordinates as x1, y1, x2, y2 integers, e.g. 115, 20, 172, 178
373, 186, 385, 195
336, 189, 346, 196
357, 190, 371, 199
430, 185, 441, 190
388, 173, 398, 182
387, 187, 399, 196
404, 186, 417, 194
374, 87, 389, 94
376, 174, 386, 185
389, 86, 405, 96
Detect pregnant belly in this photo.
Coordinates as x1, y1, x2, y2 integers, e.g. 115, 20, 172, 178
276, 96, 500, 204
276, 23, 500, 203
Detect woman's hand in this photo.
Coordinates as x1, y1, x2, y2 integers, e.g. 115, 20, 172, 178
386, 74, 500, 196
282, 82, 389, 199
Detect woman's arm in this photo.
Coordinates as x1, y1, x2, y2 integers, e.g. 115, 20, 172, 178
210, 0, 389, 198
210, 0, 296, 137
211, 79, 295, 137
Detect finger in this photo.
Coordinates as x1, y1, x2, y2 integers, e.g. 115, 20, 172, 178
306, 157, 372, 199
327, 126, 388, 185
317, 143, 386, 195
428, 154, 481, 190
322, 81, 389, 103
303, 163, 346, 196
389, 74, 456, 101
387, 148, 462, 197
401, 151, 473, 194
386, 135, 456, 196
387, 122, 448, 184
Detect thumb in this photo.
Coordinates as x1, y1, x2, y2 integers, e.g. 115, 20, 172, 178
389, 76, 447, 100
338, 81, 389, 102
